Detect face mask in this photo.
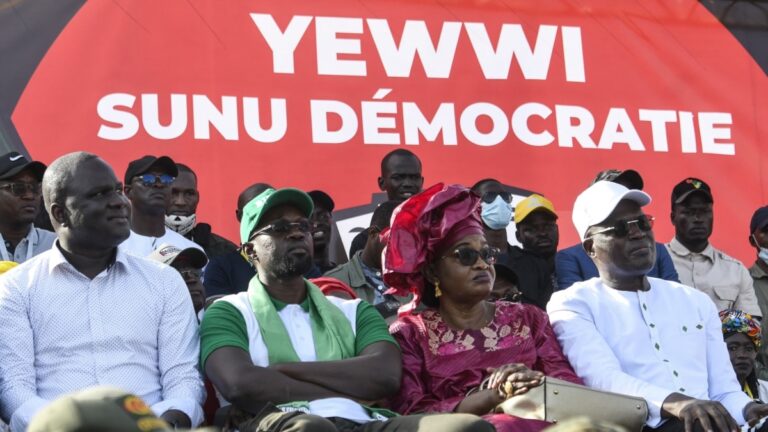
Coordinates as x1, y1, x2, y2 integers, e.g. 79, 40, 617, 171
481, 196, 513, 230
752, 235, 768, 264
165, 214, 197, 236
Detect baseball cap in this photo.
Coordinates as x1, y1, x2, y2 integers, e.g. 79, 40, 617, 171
308, 190, 335, 212
147, 243, 207, 268
671, 177, 712, 207
0, 152, 47, 181
592, 169, 644, 190
240, 187, 314, 243
124, 156, 178, 184
27, 386, 215, 432
514, 194, 557, 225
750, 206, 768, 234
572, 181, 651, 241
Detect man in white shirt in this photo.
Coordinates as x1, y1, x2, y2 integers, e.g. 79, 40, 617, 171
120, 155, 203, 256
548, 181, 768, 432
0, 152, 56, 263
0, 152, 204, 431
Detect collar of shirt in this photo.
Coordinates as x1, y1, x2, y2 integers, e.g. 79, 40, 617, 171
47, 241, 126, 277
270, 295, 310, 312
750, 261, 768, 279
668, 237, 716, 262
0, 226, 38, 262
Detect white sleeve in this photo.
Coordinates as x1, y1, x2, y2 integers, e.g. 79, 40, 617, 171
155, 269, 205, 426
0, 277, 51, 430
548, 292, 673, 427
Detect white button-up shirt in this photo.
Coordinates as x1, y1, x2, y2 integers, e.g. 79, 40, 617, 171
0, 244, 204, 431
548, 277, 751, 427
0, 227, 56, 263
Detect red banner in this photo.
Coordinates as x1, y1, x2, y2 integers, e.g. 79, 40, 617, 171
10, 0, 768, 262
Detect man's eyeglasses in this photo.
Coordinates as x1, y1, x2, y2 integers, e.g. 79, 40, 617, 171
135, 174, 175, 187
0, 182, 41, 197
589, 215, 655, 238
176, 268, 203, 280
481, 191, 511, 204
249, 219, 312, 240
442, 246, 500, 266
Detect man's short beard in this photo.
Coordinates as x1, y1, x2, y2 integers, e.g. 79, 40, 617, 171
272, 252, 313, 278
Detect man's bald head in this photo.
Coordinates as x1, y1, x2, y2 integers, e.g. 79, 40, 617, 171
42, 152, 99, 214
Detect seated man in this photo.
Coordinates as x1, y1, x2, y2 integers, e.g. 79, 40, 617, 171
166, 163, 237, 259
120, 155, 202, 256
0, 152, 204, 431
148, 243, 208, 316
324, 200, 410, 322
556, 169, 678, 290
200, 187, 491, 432
548, 180, 768, 432
202, 182, 271, 297
0, 152, 56, 263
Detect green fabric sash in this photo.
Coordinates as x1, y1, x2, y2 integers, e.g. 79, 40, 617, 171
248, 277, 355, 364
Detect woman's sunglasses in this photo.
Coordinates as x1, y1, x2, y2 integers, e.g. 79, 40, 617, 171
442, 246, 500, 266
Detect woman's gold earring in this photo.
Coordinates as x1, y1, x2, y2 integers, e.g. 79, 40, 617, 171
434, 281, 442, 298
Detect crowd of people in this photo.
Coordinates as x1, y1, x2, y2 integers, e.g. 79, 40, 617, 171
0, 147, 767, 432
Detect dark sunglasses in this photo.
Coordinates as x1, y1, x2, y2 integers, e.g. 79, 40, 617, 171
250, 219, 312, 240
0, 182, 41, 197
481, 191, 512, 204
135, 173, 175, 187
589, 215, 655, 238
442, 246, 499, 266
177, 268, 203, 280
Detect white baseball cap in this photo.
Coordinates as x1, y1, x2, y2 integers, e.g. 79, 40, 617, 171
572, 181, 652, 241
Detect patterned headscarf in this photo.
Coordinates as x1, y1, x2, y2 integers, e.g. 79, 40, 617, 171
383, 183, 484, 314
720, 309, 761, 348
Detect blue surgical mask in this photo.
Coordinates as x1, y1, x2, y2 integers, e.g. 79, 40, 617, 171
481, 196, 513, 230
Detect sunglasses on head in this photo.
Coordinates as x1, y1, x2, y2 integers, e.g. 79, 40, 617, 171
442, 246, 499, 266
135, 173, 175, 187
481, 191, 512, 204
0, 182, 41, 197
249, 219, 312, 240
589, 215, 655, 238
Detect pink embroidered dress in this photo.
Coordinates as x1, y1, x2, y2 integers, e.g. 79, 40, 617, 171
389, 301, 582, 432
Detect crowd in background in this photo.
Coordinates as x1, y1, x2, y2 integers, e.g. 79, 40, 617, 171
1, 148, 768, 432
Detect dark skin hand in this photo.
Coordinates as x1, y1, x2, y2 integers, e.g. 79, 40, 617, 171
271, 341, 401, 401
206, 347, 342, 413
205, 341, 401, 414
661, 393, 739, 432
455, 363, 544, 416
160, 409, 191, 428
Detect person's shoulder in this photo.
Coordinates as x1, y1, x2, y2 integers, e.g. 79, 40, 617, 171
34, 227, 57, 242
710, 245, 748, 268
162, 229, 206, 252
389, 311, 428, 336
496, 300, 548, 321
647, 277, 711, 303
0, 249, 53, 286
557, 243, 586, 257
548, 278, 602, 309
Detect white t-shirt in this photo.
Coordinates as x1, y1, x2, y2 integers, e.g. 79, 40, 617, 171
120, 229, 204, 258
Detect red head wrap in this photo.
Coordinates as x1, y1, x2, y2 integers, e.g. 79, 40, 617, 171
383, 183, 483, 314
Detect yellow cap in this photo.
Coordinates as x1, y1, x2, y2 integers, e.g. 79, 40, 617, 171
0, 261, 18, 275
514, 194, 557, 224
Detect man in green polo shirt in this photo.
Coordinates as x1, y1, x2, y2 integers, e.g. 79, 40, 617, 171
200, 187, 492, 432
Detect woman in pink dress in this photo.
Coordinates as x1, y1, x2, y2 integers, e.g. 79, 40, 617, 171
383, 183, 582, 432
